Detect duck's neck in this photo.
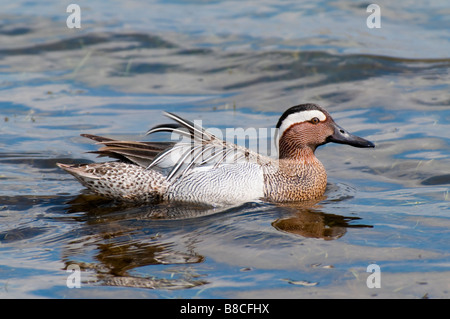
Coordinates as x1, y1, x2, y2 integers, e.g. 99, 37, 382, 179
279, 145, 317, 164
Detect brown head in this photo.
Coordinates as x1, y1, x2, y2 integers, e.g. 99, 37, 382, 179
276, 103, 374, 159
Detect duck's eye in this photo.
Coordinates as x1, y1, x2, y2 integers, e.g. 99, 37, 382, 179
310, 117, 320, 124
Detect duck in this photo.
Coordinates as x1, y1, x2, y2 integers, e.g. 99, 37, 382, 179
57, 103, 374, 206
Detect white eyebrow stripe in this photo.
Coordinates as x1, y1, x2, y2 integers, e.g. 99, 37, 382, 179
278, 110, 327, 137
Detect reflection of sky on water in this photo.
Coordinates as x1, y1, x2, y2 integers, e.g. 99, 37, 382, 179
4, 0, 449, 58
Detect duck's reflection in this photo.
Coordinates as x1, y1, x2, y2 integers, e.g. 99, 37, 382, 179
62, 194, 211, 289
60, 192, 372, 289
272, 206, 372, 240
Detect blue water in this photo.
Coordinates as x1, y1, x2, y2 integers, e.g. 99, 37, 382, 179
0, 0, 449, 298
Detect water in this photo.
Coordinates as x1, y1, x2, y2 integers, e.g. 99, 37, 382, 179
0, 0, 449, 298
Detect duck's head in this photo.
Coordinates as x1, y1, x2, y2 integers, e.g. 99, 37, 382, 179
276, 103, 374, 159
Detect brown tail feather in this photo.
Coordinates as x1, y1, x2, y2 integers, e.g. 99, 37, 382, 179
81, 134, 174, 167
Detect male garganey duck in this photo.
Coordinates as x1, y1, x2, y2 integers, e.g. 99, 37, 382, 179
58, 104, 374, 206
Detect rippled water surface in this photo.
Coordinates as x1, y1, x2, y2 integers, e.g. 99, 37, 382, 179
0, 0, 449, 298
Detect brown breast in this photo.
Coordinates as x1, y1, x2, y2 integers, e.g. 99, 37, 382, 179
262, 156, 327, 202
